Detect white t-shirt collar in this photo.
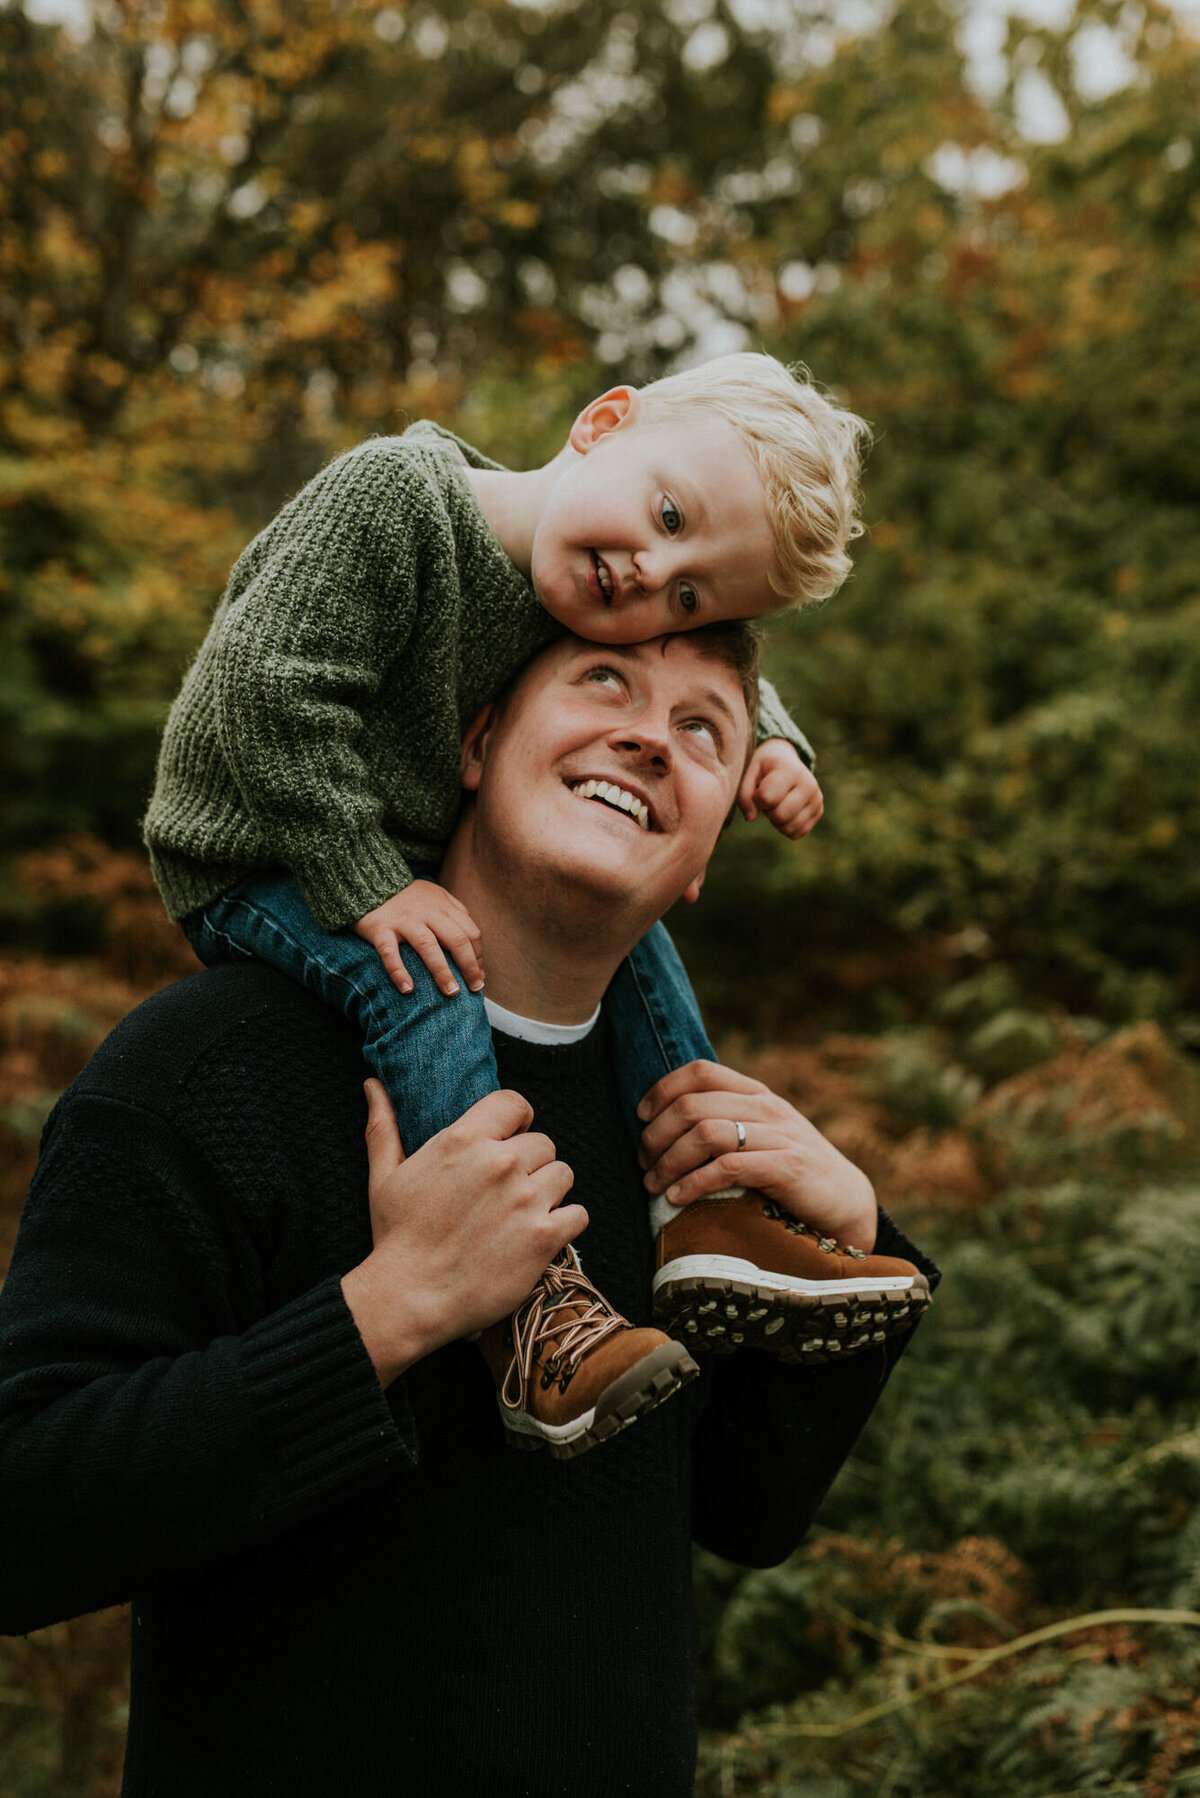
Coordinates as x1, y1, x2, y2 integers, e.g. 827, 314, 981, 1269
483, 995, 601, 1047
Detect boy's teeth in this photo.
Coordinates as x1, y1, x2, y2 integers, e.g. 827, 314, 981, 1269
594, 555, 612, 597
570, 780, 650, 830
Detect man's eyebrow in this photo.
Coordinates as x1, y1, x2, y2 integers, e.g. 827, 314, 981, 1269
679, 685, 741, 737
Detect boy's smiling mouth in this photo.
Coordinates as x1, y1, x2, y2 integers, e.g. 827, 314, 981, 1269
589, 551, 615, 602
568, 777, 652, 831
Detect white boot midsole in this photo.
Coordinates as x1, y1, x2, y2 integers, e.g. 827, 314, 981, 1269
653, 1254, 917, 1297
497, 1397, 597, 1443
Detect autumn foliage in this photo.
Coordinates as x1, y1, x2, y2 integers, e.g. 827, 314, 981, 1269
2, 0, 1200, 1790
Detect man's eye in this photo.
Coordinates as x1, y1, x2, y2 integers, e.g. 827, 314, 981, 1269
584, 665, 623, 688
661, 499, 683, 534
682, 717, 717, 744
678, 584, 699, 616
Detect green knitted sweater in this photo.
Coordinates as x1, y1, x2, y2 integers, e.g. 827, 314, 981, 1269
144, 423, 814, 932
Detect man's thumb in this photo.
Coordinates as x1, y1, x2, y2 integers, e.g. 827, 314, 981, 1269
363, 1078, 406, 1170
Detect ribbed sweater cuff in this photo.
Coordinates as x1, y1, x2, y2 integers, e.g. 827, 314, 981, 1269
756, 676, 815, 770
240, 1277, 417, 1525
295, 836, 414, 931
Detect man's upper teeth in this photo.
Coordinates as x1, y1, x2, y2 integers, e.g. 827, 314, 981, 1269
571, 780, 650, 830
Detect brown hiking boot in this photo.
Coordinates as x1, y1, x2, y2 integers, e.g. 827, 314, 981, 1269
478, 1246, 699, 1459
651, 1191, 930, 1364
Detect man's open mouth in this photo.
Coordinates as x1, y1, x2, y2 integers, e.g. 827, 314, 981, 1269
569, 779, 652, 831
590, 552, 614, 601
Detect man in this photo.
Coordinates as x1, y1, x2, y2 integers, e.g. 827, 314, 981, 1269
0, 627, 936, 1797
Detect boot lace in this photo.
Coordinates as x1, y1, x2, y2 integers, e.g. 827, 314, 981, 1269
500, 1251, 630, 1412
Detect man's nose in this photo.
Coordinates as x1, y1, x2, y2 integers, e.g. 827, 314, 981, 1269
611, 711, 672, 764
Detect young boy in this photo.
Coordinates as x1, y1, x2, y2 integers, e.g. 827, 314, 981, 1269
144, 351, 928, 1458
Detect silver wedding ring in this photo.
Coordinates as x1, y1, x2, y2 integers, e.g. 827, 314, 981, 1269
734, 1120, 746, 1151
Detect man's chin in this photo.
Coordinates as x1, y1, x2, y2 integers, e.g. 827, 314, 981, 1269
527, 849, 665, 931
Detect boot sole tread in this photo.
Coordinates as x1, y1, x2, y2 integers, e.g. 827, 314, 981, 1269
653, 1276, 931, 1364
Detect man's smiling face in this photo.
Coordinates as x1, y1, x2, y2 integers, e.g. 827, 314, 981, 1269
458, 634, 752, 932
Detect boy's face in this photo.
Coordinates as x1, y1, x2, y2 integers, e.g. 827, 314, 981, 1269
529, 390, 780, 642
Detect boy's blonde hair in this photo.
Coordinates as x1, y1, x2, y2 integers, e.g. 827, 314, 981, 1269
636, 351, 871, 609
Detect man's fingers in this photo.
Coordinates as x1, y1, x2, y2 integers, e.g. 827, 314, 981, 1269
640, 1096, 781, 1179
458, 1087, 537, 1140
636, 1058, 763, 1123
363, 1078, 406, 1176
544, 1200, 589, 1253
658, 1149, 780, 1208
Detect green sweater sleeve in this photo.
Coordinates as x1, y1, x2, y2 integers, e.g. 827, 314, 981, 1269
208, 448, 426, 928
756, 676, 816, 771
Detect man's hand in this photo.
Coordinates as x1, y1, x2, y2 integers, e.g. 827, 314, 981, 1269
341, 1082, 587, 1386
354, 880, 485, 997
738, 740, 823, 839
637, 1060, 876, 1252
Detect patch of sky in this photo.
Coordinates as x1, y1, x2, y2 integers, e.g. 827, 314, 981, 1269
664, 0, 716, 28
1014, 66, 1071, 140
926, 142, 1026, 198
960, 0, 1145, 119
374, 9, 406, 43
613, 265, 653, 306
226, 179, 267, 221
23, 0, 90, 36
519, 259, 557, 306
778, 261, 817, 303
682, 21, 731, 69
1071, 20, 1138, 100
649, 205, 699, 247
412, 15, 450, 58
446, 264, 488, 312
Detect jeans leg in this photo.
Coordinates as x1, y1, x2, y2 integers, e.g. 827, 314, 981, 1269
605, 921, 715, 1153
185, 873, 499, 1153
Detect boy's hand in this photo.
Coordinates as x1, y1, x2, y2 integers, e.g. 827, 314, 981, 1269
354, 880, 485, 997
738, 740, 823, 839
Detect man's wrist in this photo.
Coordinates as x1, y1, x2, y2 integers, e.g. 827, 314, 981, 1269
340, 1254, 448, 1389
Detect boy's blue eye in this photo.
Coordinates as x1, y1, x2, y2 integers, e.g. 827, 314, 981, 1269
662, 500, 682, 533
679, 585, 699, 615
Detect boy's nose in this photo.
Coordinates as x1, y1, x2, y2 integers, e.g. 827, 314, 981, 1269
630, 547, 676, 595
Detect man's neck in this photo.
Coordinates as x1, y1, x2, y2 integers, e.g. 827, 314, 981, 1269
440, 824, 643, 1026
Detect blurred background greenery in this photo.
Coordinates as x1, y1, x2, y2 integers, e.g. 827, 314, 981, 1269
2, 0, 1199, 1790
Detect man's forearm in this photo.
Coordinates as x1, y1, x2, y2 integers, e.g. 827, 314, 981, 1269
0, 1274, 414, 1636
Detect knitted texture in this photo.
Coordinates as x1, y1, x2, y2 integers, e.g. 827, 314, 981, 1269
0, 965, 935, 1797
142, 422, 815, 934
143, 424, 559, 930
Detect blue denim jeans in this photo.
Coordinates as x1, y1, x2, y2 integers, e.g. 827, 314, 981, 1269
183, 871, 714, 1156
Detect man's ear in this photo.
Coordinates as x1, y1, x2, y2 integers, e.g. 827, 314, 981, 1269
569, 386, 640, 454
680, 868, 706, 905
460, 702, 498, 792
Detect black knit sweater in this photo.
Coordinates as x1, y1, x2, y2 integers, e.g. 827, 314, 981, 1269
0, 965, 937, 1797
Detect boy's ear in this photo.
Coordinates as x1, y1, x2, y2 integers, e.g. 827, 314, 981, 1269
569, 386, 641, 454
460, 702, 498, 791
